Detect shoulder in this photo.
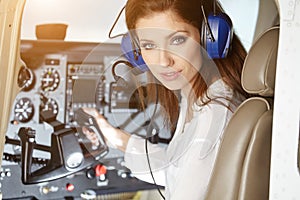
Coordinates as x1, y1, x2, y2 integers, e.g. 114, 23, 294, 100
195, 79, 244, 112
207, 79, 234, 100
193, 101, 231, 122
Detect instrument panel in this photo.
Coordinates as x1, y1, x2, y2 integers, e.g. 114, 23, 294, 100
1, 40, 171, 199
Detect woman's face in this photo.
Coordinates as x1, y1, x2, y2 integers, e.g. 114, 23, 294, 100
135, 10, 202, 92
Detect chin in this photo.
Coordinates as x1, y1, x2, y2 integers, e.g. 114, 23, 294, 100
163, 83, 182, 91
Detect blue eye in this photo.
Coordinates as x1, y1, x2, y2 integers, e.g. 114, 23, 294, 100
140, 43, 156, 50
171, 36, 187, 45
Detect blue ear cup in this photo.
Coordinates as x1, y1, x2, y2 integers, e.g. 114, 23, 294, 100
201, 13, 233, 59
120, 33, 149, 72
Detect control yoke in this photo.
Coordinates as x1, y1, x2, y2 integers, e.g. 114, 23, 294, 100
17, 108, 108, 184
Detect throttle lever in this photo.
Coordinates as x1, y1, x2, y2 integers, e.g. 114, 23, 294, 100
18, 127, 85, 184
18, 127, 36, 182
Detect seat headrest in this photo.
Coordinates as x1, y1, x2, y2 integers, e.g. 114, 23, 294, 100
241, 26, 279, 97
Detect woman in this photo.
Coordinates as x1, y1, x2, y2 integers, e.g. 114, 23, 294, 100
84, 0, 248, 199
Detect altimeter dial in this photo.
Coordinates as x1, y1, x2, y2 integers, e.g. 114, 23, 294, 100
41, 68, 60, 91
14, 97, 34, 123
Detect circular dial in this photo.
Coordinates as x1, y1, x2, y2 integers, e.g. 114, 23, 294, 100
41, 68, 60, 91
40, 97, 59, 117
17, 66, 35, 91
14, 97, 35, 123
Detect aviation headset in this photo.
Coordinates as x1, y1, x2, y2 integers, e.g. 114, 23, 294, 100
120, 1, 233, 73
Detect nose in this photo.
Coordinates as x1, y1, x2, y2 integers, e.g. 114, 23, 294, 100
157, 49, 173, 67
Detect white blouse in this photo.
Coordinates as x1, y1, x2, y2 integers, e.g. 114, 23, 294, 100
124, 79, 243, 200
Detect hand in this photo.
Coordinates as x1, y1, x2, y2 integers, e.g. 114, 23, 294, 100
82, 108, 130, 152
82, 107, 106, 124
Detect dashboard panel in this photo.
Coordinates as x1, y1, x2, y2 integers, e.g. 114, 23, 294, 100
1, 40, 171, 199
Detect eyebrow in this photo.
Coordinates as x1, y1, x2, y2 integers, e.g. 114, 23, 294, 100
167, 30, 189, 38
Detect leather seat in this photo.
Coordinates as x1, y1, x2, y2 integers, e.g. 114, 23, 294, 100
205, 26, 279, 200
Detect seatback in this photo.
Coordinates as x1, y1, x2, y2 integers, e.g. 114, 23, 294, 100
205, 26, 279, 200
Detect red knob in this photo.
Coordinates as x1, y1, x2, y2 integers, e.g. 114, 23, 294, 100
66, 183, 75, 192
95, 164, 107, 177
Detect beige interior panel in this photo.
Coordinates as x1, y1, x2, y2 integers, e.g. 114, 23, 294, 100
0, 0, 27, 165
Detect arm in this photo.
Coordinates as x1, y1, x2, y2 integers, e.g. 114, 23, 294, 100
83, 108, 167, 186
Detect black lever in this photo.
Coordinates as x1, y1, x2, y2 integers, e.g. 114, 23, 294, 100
17, 108, 108, 184
18, 127, 84, 184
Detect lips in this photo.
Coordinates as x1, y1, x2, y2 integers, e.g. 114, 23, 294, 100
160, 70, 181, 81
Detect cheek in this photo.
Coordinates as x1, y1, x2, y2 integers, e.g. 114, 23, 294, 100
180, 60, 199, 83
180, 45, 202, 71
141, 50, 156, 65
